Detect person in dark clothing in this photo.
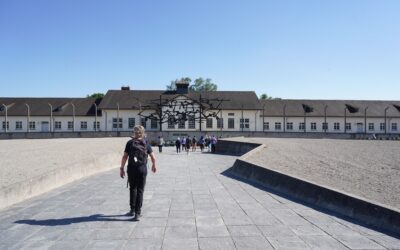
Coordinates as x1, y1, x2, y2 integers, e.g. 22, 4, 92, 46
120, 125, 157, 221
185, 137, 191, 154
157, 136, 164, 153
191, 136, 197, 152
210, 135, 217, 153
175, 137, 181, 153
198, 136, 205, 152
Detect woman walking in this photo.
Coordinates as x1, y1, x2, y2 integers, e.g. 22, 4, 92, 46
119, 125, 157, 221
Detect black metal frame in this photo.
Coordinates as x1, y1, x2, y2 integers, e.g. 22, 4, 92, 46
137, 94, 229, 131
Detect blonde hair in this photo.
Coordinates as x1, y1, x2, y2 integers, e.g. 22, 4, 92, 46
133, 125, 145, 139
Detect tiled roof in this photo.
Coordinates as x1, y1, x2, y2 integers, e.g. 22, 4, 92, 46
260, 99, 400, 117
0, 98, 101, 116
98, 90, 262, 110
1, 93, 399, 118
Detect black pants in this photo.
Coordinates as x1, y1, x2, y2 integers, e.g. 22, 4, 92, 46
128, 167, 147, 214
158, 145, 163, 153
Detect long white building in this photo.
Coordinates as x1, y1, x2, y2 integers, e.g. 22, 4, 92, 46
260, 99, 400, 135
1, 84, 399, 136
0, 97, 101, 133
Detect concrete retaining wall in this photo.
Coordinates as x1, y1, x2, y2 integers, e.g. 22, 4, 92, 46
221, 139, 400, 236
0, 131, 128, 140
0, 151, 121, 210
215, 138, 261, 156
2, 131, 399, 141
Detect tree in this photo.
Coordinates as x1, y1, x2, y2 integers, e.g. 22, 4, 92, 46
260, 93, 273, 100
166, 77, 218, 92
87, 93, 104, 99
189, 78, 217, 92
166, 77, 192, 91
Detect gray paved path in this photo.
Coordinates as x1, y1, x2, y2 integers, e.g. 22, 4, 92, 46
0, 147, 399, 250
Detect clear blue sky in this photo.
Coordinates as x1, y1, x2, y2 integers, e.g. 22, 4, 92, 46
1, 0, 399, 100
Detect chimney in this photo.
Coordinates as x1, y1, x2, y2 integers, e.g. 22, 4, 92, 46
175, 80, 189, 94
121, 86, 130, 91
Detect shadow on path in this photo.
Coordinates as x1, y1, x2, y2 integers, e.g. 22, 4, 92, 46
14, 213, 132, 226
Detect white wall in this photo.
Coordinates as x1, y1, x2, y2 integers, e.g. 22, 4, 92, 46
0, 116, 101, 132
261, 117, 285, 132
197, 109, 259, 132
2, 112, 398, 134
102, 109, 159, 132
260, 116, 400, 134
102, 107, 261, 132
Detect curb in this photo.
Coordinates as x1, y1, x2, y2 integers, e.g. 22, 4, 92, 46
217, 139, 400, 236
0, 152, 120, 211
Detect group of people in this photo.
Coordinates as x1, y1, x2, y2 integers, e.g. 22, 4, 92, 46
174, 135, 218, 154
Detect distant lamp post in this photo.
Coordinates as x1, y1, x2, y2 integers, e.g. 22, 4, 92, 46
283, 104, 286, 133
25, 103, 30, 133
344, 107, 347, 133
1, 104, 7, 133
117, 103, 120, 133
94, 103, 98, 132
384, 106, 389, 134
364, 106, 368, 134
241, 104, 244, 132
262, 103, 265, 132
324, 105, 328, 133
48, 103, 53, 132
71, 103, 76, 132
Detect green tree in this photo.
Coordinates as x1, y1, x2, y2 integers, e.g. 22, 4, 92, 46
87, 93, 104, 99
166, 77, 218, 92
260, 93, 273, 100
189, 77, 217, 92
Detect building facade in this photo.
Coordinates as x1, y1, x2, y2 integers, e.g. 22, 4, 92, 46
260, 99, 400, 134
0, 98, 102, 133
1, 86, 399, 136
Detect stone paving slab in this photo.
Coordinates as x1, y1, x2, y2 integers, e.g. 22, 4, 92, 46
226, 137, 400, 210
0, 146, 399, 249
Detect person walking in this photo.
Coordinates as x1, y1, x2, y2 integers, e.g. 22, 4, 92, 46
198, 135, 205, 152
175, 137, 181, 153
192, 136, 197, 152
157, 136, 164, 153
120, 125, 156, 221
211, 135, 218, 153
185, 136, 191, 154
181, 137, 186, 152
205, 135, 211, 152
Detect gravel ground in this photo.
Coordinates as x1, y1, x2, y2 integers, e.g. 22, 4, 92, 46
1, 137, 399, 211
0, 137, 128, 189
228, 137, 400, 210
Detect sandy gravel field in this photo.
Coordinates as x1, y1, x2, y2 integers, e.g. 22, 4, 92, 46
229, 137, 400, 210
0, 137, 128, 189
1, 137, 399, 211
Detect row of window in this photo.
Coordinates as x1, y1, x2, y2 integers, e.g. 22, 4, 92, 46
263, 122, 398, 131
2, 120, 398, 132
1, 121, 100, 130
167, 118, 250, 129
2, 118, 249, 131
113, 118, 158, 130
